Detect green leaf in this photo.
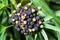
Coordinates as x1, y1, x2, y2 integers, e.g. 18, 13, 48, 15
26, 35, 33, 40
0, 31, 6, 40
14, 29, 20, 40
44, 16, 53, 22
34, 34, 37, 40
0, 10, 3, 16
10, 34, 14, 40
1, 0, 8, 6
51, 0, 60, 4
47, 32, 56, 40
44, 23, 60, 32
4, 0, 8, 6
0, 3, 5, 9
56, 11, 60, 17
1, 17, 7, 24
41, 29, 48, 40
38, 32, 44, 40
0, 25, 13, 40
26, 35, 29, 40
37, 10, 46, 17
0, 26, 7, 40
10, 0, 17, 9
57, 32, 60, 40
1, 10, 8, 24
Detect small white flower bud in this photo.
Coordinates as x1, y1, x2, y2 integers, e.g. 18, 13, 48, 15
9, 14, 12, 17
37, 6, 41, 10
32, 8, 35, 13
28, 3, 32, 6
17, 3, 21, 8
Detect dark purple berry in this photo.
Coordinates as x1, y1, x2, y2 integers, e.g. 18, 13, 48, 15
16, 9, 20, 13
25, 30, 29, 33
24, 25, 28, 29
33, 14, 36, 17
27, 18, 31, 22
36, 16, 40, 20
26, 8, 32, 15
30, 22, 34, 25
34, 27, 38, 31
28, 25, 33, 28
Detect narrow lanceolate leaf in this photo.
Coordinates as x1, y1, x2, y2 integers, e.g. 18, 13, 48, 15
0, 26, 7, 40
41, 29, 48, 40
56, 11, 60, 17
44, 23, 60, 32
0, 25, 13, 40
34, 34, 37, 40
30, 0, 60, 24
4, 0, 8, 6
26, 35, 29, 40
38, 32, 44, 40
1, 10, 8, 24
1, 17, 7, 24
10, 0, 17, 9
57, 32, 60, 40
14, 29, 20, 40
0, 3, 5, 9
0, 31, 6, 40
10, 34, 14, 40
1, 0, 8, 6
44, 16, 53, 22
47, 32, 56, 40
26, 35, 33, 40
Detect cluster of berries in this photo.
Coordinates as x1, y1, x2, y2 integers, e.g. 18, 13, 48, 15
11, 3, 44, 35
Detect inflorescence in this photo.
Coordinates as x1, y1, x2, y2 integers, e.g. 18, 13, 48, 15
10, 3, 44, 35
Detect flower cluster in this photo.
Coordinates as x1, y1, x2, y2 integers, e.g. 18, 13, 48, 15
11, 3, 44, 35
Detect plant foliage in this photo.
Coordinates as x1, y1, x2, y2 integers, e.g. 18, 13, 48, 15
0, 0, 60, 40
